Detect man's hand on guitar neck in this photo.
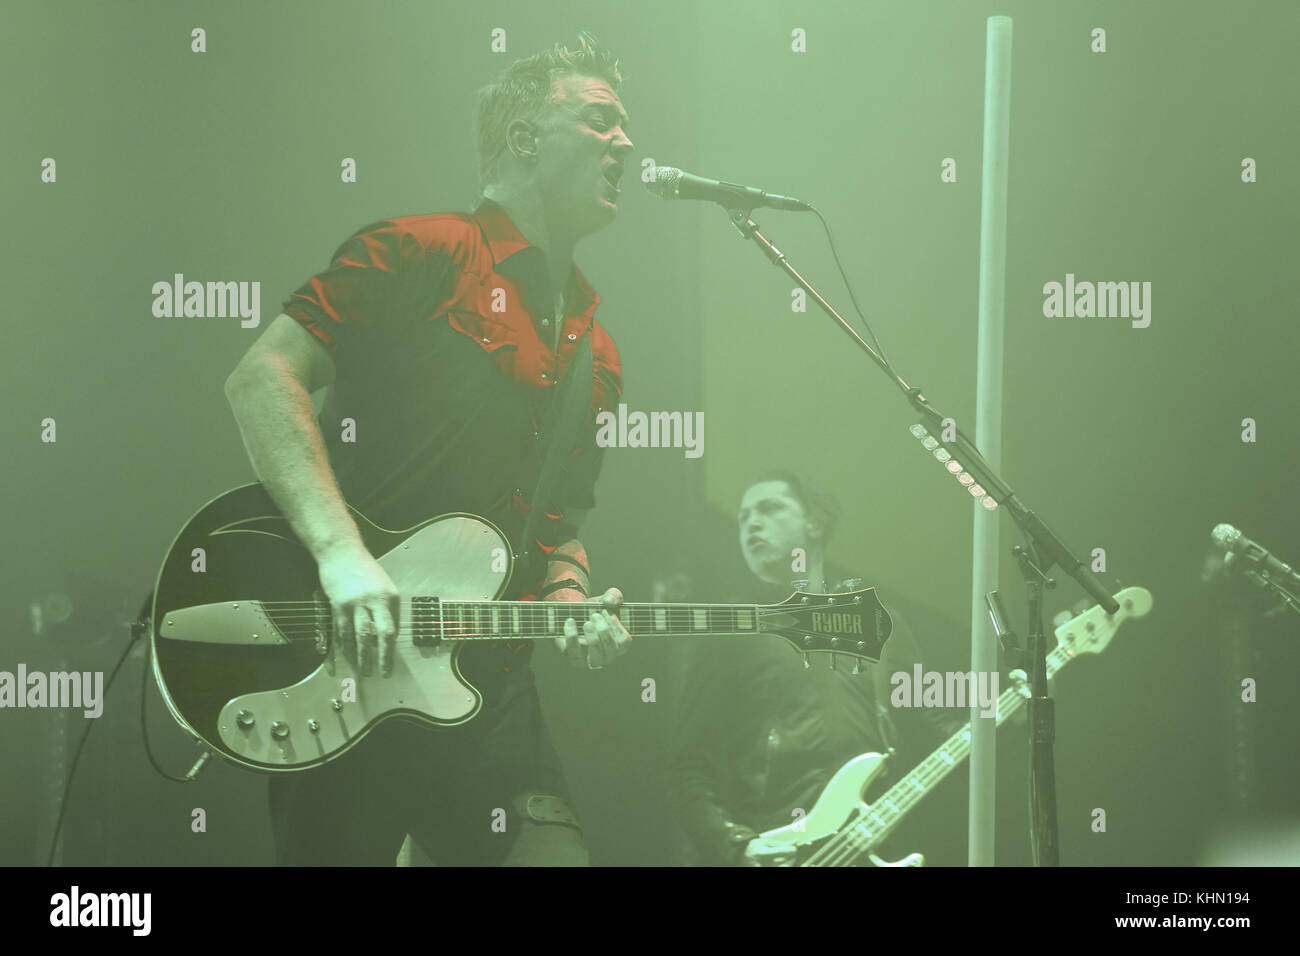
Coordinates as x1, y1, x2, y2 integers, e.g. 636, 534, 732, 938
316, 541, 401, 678
552, 587, 632, 670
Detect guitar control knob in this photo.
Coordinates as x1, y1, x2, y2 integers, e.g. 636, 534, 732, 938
236, 709, 255, 728
307, 719, 320, 733
271, 721, 289, 739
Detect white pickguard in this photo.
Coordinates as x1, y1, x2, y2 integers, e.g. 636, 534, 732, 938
216, 514, 509, 767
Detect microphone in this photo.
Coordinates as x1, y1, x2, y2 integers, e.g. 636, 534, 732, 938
646, 166, 812, 211
1211, 523, 1300, 586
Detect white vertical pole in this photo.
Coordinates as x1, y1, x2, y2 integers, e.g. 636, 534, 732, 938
970, 15, 1013, 867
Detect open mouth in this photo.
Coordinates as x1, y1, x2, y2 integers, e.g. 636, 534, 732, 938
601, 165, 622, 196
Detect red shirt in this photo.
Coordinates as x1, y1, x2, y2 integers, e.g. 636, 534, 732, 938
281, 198, 623, 596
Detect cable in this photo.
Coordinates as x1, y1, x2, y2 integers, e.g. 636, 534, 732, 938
45, 594, 196, 867
805, 202, 900, 381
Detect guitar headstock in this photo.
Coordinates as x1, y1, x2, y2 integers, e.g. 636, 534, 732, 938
1052, 586, 1154, 662
759, 588, 893, 664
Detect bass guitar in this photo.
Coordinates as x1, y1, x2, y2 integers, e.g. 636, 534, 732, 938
757, 586, 1153, 865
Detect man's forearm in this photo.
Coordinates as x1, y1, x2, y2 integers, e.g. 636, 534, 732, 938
540, 538, 590, 601
225, 361, 364, 562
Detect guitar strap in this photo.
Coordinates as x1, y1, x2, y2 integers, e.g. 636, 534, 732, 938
516, 330, 595, 570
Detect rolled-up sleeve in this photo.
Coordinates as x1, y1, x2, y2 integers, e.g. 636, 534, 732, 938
281, 221, 407, 355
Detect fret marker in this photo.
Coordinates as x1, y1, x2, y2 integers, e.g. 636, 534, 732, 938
546, 605, 557, 634
940, 752, 954, 764
693, 609, 707, 631
654, 608, 667, 632
738, 610, 754, 630
491, 606, 501, 635
511, 605, 521, 635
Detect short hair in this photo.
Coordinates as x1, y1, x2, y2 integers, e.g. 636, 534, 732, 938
474, 31, 623, 194
743, 470, 841, 545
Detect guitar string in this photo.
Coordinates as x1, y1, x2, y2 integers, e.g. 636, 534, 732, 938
801, 679, 1057, 866
164, 600, 871, 643
808, 695, 1042, 866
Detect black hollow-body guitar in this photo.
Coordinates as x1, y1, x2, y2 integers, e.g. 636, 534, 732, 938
151, 484, 895, 772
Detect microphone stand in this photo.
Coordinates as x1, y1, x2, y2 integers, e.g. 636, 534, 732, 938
719, 202, 1121, 865
1244, 570, 1300, 617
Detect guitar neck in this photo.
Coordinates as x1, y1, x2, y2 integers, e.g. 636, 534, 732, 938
861, 643, 1073, 841
423, 599, 762, 643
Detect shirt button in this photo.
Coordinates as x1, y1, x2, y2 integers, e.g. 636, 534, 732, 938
541, 318, 550, 326
482, 337, 490, 344
567, 333, 576, 341
540, 372, 549, 381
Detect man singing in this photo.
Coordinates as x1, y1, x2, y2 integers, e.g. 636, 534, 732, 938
223, 32, 634, 865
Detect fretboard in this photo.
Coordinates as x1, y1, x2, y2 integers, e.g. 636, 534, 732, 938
416, 600, 762, 642
842, 643, 1073, 849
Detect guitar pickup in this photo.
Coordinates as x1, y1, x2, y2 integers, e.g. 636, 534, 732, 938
411, 595, 441, 647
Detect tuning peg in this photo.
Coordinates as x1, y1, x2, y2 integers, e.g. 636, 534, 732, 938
801, 653, 810, 669
852, 659, 861, 676
830, 653, 838, 671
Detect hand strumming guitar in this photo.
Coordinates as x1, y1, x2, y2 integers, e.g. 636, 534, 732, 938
315, 541, 401, 678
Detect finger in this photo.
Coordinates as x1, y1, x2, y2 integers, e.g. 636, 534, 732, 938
603, 609, 631, 651
558, 615, 580, 658
580, 615, 601, 667
596, 610, 624, 663
339, 604, 357, 671
354, 606, 375, 677
327, 605, 344, 676
372, 602, 396, 677
589, 611, 613, 667
599, 586, 624, 611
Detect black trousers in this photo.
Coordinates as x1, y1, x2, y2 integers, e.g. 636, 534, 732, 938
267, 679, 587, 866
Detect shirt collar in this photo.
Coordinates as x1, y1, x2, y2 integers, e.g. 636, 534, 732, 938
470, 197, 600, 317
